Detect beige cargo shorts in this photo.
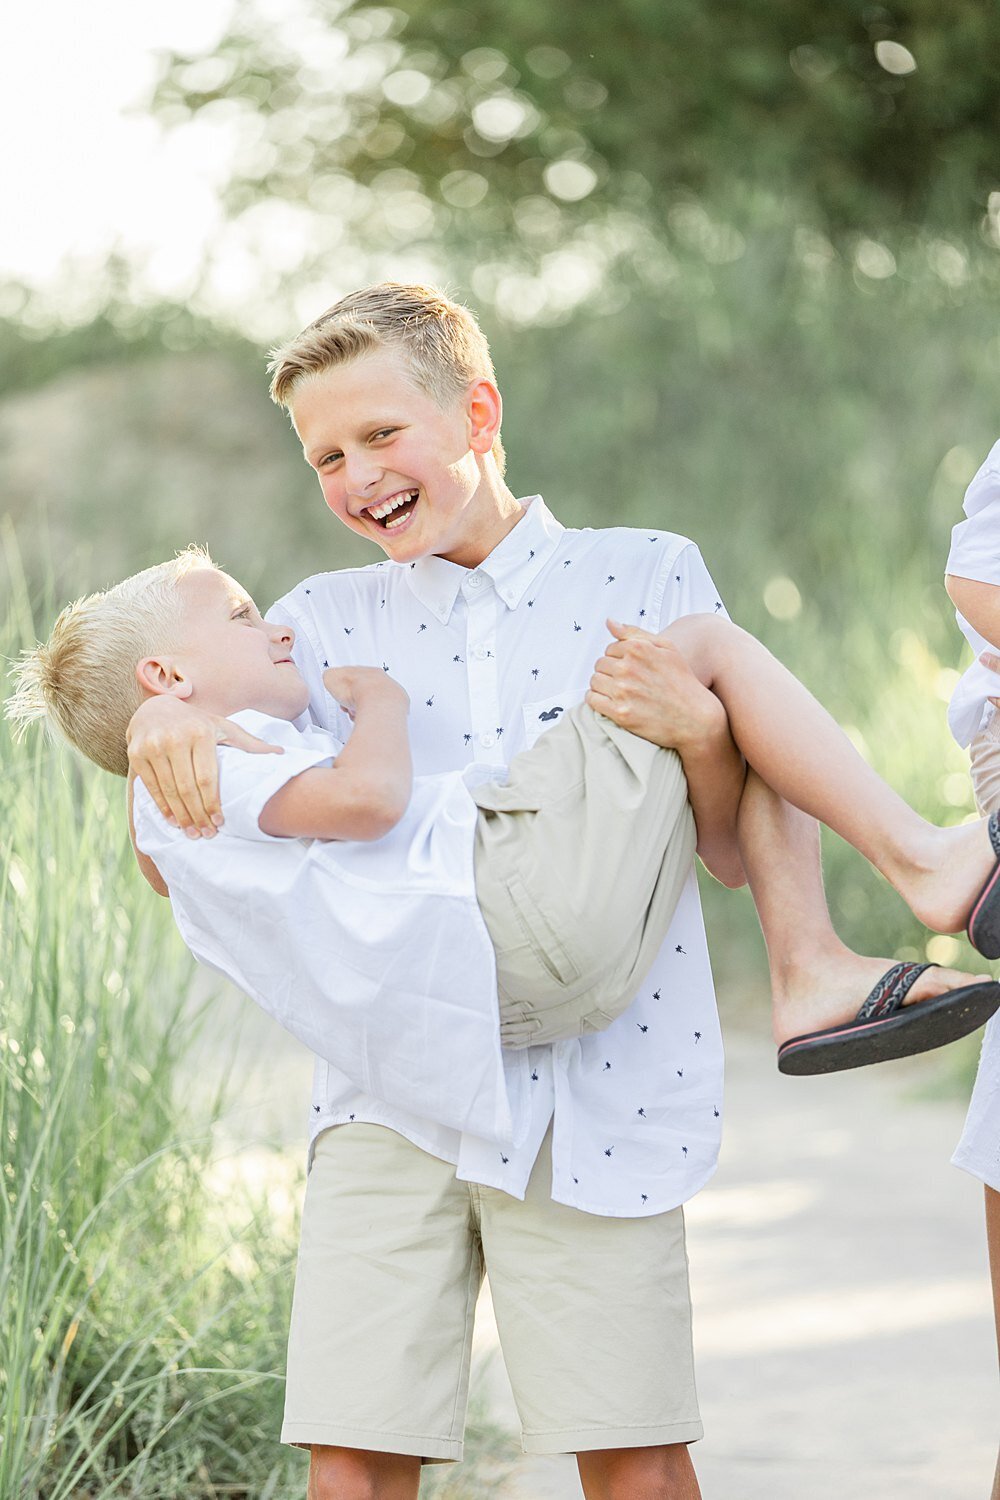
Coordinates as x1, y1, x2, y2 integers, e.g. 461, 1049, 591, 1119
471, 703, 696, 1047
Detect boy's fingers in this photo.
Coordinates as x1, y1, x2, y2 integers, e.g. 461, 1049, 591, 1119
980, 651, 1000, 674
586, 687, 616, 719
190, 736, 224, 829
159, 752, 214, 836
132, 760, 176, 827
607, 617, 657, 643
216, 720, 284, 756
590, 670, 633, 721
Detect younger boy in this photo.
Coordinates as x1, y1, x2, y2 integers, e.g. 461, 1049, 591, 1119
13, 544, 1000, 1099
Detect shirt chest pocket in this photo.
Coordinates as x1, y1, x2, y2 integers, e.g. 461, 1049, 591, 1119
521, 685, 589, 750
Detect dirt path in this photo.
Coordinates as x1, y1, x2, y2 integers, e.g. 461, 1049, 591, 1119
471, 1028, 997, 1499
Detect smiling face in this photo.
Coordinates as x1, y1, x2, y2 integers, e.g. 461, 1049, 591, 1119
289, 345, 517, 570
160, 568, 310, 721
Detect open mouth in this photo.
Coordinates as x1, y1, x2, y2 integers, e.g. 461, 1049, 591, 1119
365, 488, 419, 531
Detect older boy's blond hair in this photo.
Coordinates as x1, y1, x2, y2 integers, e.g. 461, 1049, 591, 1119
268, 282, 506, 473
5, 546, 217, 778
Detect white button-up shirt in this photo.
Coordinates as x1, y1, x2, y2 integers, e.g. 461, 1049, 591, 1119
269, 497, 726, 1216
133, 711, 513, 1144
947, 441, 1000, 746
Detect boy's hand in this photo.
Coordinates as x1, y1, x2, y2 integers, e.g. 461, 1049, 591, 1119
127, 696, 280, 837
587, 619, 728, 751
981, 651, 1000, 709
323, 666, 409, 719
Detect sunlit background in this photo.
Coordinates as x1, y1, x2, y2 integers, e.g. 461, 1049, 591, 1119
3, 5, 1000, 1494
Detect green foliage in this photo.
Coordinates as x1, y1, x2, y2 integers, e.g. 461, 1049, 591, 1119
150, 0, 1000, 277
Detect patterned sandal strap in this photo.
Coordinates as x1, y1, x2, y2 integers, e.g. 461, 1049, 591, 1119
989, 813, 1000, 862
856, 961, 935, 1023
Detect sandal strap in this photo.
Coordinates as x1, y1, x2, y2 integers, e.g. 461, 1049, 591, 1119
856, 961, 935, 1023
990, 813, 1000, 862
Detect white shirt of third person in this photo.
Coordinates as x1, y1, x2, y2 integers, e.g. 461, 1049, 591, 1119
947, 439, 1000, 747
269, 496, 727, 1217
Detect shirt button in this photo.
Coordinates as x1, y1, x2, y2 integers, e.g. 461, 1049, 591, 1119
479, 732, 496, 748
473, 644, 488, 661
502, 589, 515, 603
468, 572, 484, 589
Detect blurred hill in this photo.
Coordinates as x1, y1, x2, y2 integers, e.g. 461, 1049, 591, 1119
0, 348, 381, 603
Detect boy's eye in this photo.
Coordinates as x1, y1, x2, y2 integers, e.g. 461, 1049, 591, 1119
233, 606, 252, 620
371, 428, 397, 441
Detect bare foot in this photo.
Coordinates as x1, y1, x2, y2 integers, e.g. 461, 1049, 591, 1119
772, 947, 993, 1046
894, 818, 998, 934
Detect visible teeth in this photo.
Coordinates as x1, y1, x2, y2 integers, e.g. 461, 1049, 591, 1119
368, 490, 418, 522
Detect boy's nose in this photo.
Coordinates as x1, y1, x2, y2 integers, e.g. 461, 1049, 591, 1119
344, 452, 382, 497
271, 623, 295, 651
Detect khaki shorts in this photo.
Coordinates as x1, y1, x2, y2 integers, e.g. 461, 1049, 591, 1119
472, 704, 696, 1047
281, 1122, 701, 1459
970, 710, 1000, 816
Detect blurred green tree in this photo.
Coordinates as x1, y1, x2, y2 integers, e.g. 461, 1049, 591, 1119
151, 0, 1000, 275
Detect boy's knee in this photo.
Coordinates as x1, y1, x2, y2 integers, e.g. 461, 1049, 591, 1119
307, 1446, 421, 1500
577, 1442, 700, 1500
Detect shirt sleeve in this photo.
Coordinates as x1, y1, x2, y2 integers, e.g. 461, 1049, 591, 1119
215, 711, 342, 842
947, 443, 1000, 588
135, 713, 341, 854
657, 541, 730, 631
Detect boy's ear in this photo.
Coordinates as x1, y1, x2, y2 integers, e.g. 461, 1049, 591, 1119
465, 378, 502, 457
136, 656, 194, 701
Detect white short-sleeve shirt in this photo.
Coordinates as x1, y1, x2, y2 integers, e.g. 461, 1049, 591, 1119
268, 497, 727, 1217
946, 440, 1000, 746
133, 711, 513, 1144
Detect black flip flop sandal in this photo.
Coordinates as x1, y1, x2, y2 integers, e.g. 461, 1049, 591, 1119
967, 814, 1000, 959
777, 961, 1000, 1076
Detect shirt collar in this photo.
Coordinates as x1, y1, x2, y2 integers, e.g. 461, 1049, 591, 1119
405, 497, 564, 622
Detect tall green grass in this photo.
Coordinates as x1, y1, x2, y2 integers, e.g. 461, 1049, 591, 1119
0, 546, 304, 1498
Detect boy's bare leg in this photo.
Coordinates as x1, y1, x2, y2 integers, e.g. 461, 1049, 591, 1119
985, 1187, 1000, 1500
733, 770, 978, 1042
308, 1446, 420, 1500
655, 614, 999, 941
577, 1442, 701, 1499
588, 614, 993, 1041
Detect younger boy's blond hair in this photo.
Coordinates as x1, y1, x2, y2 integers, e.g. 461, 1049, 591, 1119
6, 546, 217, 778
268, 282, 506, 473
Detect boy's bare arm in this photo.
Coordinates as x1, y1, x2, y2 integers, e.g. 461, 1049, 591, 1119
259, 669, 412, 841
127, 770, 169, 896
946, 575, 1000, 650
586, 622, 747, 889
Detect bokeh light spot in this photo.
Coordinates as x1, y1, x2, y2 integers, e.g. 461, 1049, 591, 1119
875, 40, 917, 76
763, 576, 802, 620
544, 159, 598, 202
440, 170, 489, 208
855, 239, 897, 279
382, 70, 432, 107
925, 935, 961, 966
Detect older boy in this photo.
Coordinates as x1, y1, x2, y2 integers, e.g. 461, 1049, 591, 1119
125, 285, 998, 1500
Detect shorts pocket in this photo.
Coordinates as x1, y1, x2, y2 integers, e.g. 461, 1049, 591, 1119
505, 871, 582, 987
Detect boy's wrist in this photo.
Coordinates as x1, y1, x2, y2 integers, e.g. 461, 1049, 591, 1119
670, 691, 731, 760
